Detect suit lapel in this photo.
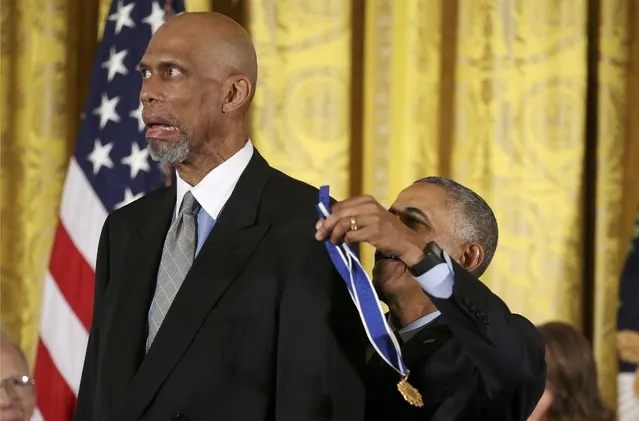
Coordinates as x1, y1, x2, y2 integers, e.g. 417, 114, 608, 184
115, 151, 273, 419
401, 317, 452, 366
103, 186, 175, 411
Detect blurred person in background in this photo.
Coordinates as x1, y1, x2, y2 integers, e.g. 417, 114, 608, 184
527, 321, 614, 421
0, 331, 35, 421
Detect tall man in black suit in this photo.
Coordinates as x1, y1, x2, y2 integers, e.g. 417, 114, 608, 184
75, 12, 367, 421
316, 177, 546, 420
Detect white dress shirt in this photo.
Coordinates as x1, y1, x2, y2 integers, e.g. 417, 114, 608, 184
173, 140, 254, 256
174, 139, 254, 220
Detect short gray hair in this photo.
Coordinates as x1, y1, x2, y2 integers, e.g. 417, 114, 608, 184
415, 176, 498, 277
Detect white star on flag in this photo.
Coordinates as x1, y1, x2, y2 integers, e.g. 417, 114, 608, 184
102, 47, 129, 82
143, 2, 166, 34
93, 94, 121, 129
129, 102, 145, 132
121, 142, 151, 179
87, 139, 114, 174
115, 188, 144, 209
108, 0, 136, 34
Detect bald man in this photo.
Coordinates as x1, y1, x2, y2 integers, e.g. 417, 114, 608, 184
1, 332, 36, 421
75, 12, 367, 421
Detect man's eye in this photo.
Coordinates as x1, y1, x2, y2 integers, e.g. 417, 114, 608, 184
140, 69, 151, 79
402, 215, 425, 229
406, 218, 421, 228
167, 67, 182, 77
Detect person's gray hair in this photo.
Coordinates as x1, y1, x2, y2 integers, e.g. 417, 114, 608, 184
414, 176, 498, 277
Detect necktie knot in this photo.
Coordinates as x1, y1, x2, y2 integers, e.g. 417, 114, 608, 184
180, 191, 199, 216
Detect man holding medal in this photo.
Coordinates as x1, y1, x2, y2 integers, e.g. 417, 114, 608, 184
315, 177, 545, 420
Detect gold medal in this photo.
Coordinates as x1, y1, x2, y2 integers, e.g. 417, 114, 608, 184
397, 372, 423, 407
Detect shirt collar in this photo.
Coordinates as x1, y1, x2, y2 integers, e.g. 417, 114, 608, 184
174, 139, 254, 220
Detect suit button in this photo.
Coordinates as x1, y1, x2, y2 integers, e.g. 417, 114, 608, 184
463, 297, 471, 306
172, 414, 189, 421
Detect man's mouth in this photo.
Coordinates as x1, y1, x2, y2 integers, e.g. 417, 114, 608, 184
142, 110, 181, 139
374, 250, 402, 263
146, 124, 180, 139
147, 124, 179, 131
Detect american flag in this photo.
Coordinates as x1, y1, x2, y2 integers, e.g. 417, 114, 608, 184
33, 1, 185, 419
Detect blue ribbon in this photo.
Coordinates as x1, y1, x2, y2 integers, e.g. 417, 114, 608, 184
316, 185, 408, 377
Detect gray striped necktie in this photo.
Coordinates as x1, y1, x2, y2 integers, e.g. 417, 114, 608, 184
146, 191, 199, 351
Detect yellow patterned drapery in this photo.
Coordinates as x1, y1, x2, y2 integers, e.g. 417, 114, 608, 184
363, 0, 639, 408
364, 0, 588, 326
1, 0, 101, 365
594, 0, 639, 406
248, 0, 353, 201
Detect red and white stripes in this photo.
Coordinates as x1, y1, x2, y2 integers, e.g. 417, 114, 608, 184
34, 158, 107, 421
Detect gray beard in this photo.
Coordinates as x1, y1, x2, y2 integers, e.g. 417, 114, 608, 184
148, 138, 190, 164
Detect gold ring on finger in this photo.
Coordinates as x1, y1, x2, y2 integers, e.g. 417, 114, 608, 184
350, 216, 358, 231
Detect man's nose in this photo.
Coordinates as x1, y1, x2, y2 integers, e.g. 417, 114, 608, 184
140, 77, 162, 104
140, 87, 156, 104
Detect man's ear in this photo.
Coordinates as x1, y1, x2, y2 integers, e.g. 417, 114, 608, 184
221, 75, 252, 113
460, 243, 484, 274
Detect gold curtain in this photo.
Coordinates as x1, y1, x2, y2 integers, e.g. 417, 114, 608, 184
0, 0, 213, 365
362, 0, 447, 269
0, 0, 100, 364
595, 0, 639, 406
363, 0, 639, 408
248, 0, 353, 201
365, 0, 588, 324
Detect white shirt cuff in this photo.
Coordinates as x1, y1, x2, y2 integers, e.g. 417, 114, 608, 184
413, 251, 455, 299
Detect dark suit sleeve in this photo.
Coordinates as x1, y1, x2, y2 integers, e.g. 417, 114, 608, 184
426, 261, 546, 417
74, 215, 112, 420
275, 224, 367, 421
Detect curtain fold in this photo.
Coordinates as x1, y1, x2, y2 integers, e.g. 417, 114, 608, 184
452, 0, 588, 324
595, 0, 639, 405
0, 0, 100, 364
363, 0, 589, 326
248, 0, 353, 201
361, 0, 445, 269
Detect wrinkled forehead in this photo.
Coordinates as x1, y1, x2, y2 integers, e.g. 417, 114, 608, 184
143, 26, 237, 74
143, 27, 195, 60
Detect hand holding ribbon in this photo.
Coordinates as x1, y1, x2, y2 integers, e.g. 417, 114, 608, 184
315, 186, 424, 408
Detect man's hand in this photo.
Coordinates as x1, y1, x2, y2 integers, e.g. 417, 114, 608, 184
315, 195, 426, 266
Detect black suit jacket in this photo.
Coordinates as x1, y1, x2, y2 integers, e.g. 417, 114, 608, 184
75, 150, 367, 421
365, 262, 545, 421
